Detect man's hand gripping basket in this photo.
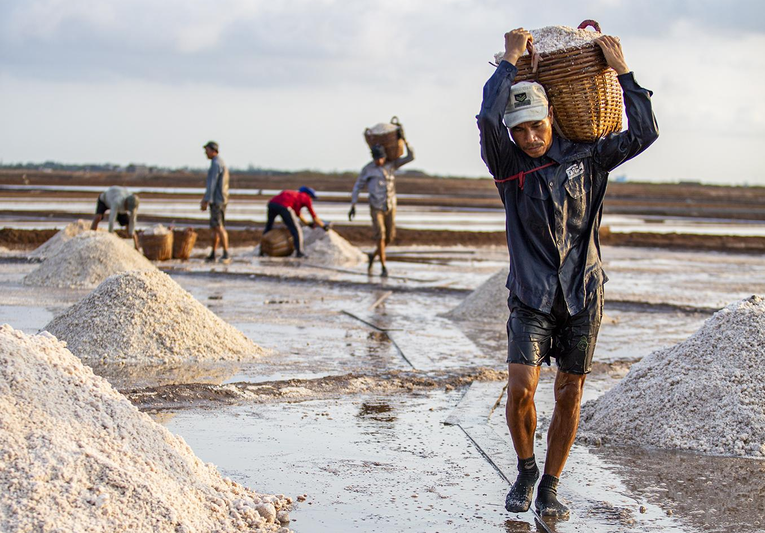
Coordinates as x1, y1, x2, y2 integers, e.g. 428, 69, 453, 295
514, 20, 623, 143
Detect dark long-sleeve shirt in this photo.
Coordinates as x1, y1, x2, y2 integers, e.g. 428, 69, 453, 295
477, 61, 659, 314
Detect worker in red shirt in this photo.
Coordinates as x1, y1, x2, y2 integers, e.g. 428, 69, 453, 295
263, 187, 328, 258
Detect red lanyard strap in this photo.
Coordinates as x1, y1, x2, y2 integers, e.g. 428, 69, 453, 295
494, 162, 556, 190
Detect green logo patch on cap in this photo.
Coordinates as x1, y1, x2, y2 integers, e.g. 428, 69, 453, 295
513, 92, 531, 108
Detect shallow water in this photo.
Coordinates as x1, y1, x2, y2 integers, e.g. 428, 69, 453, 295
1, 244, 764, 532
4, 191, 765, 235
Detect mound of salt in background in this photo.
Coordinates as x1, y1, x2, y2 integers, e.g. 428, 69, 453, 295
44, 269, 267, 366
446, 268, 509, 321
27, 219, 92, 260
0, 324, 292, 532
303, 228, 367, 266
23, 231, 155, 289
579, 295, 765, 458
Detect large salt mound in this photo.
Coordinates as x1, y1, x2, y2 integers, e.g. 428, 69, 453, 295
44, 270, 267, 366
304, 227, 367, 266
23, 231, 155, 288
0, 325, 292, 532
446, 268, 509, 321
579, 295, 765, 458
28, 219, 92, 260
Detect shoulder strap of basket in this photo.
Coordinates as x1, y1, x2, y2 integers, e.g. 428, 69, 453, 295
494, 162, 556, 190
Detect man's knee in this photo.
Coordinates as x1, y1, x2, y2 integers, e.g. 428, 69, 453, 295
508, 382, 535, 408
554, 375, 585, 407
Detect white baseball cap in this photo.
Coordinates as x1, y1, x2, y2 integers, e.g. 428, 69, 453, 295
504, 82, 549, 129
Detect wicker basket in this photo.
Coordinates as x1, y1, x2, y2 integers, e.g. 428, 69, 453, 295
139, 232, 173, 261
364, 116, 405, 161
513, 21, 623, 143
172, 229, 198, 260
260, 228, 294, 257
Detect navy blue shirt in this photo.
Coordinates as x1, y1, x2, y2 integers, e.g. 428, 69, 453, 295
477, 61, 659, 314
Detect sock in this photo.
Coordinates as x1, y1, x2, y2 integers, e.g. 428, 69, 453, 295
535, 474, 570, 519
505, 455, 539, 513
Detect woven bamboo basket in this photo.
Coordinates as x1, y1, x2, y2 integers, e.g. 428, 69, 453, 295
364, 116, 405, 161
261, 228, 294, 257
513, 20, 623, 143
172, 229, 198, 260
139, 232, 173, 261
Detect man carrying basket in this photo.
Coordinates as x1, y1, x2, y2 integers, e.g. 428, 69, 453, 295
477, 29, 658, 519
348, 141, 414, 277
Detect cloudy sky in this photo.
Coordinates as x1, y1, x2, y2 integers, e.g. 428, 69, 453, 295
1, 0, 763, 185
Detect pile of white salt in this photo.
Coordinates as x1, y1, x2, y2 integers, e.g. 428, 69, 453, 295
27, 219, 92, 260
446, 268, 509, 322
367, 122, 398, 135
494, 24, 604, 64
303, 227, 367, 267
579, 295, 765, 458
0, 324, 292, 532
44, 270, 267, 366
23, 231, 155, 289
252, 228, 367, 267
143, 224, 171, 235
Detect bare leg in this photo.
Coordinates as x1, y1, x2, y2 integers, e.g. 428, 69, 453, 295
216, 226, 229, 254
378, 238, 387, 269
91, 214, 103, 230
544, 370, 586, 477
506, 363, 541, 458
505, 363, 541, 512
212, 231, 220, 255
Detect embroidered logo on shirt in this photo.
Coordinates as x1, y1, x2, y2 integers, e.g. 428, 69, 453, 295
566, 162, 584, 179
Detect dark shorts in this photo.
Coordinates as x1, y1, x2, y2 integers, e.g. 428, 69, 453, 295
95, 199, 129, 227
506, 287, 603, 375
209, 203, 226, 228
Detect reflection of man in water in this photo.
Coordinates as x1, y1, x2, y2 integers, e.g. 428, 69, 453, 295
91, 185, 140, 249
478, 29, 658, 519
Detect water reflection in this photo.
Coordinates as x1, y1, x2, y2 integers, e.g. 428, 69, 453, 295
89, 361, 240, 390
593, 445, 765, 533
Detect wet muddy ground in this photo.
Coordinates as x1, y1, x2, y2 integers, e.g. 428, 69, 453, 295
1, 244, 764, 532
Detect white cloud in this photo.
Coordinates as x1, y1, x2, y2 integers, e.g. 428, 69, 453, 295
0, 0, 763, 184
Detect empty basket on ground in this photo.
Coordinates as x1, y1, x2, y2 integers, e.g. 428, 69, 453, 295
261, 228, 294, 257
172, 228, 198, 260
364, 116, 405, 161
513, 20, 623, 143
139, 232, 173, 261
